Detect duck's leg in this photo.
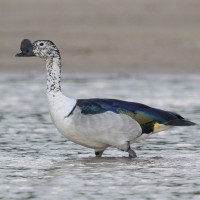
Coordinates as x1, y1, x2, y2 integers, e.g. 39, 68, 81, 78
117, 142, 137, 158
95, 150, 104, 157
128, 147, 137, 158
118, 142, 137, 158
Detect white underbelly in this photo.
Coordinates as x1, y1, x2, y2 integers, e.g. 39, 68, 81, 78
51, 107, 142, 150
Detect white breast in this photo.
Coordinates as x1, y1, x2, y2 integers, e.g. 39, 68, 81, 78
46, 92, 142, 151
46, 91, 76, 126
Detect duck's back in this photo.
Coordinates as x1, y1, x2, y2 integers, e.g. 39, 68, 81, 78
76, 98, 187, 133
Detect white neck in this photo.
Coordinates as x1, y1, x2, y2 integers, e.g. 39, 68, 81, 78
46, 56, 61, 93
45, 55, 77, 119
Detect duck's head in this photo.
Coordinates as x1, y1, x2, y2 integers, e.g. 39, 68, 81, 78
16, 39, 60, 60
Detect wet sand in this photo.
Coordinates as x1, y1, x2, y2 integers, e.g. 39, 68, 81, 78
0, 0, 200, 74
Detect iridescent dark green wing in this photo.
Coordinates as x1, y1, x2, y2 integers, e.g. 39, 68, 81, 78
76, 98, 195, 133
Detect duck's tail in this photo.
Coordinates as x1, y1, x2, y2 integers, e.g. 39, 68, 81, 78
165, 111, 196, 126
167, 119, 196, 126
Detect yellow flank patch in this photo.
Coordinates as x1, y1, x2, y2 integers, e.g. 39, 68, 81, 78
153, 122, 170, 133
154, 122, 161, 132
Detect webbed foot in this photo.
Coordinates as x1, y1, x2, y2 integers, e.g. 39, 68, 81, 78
95, 150, 104, 157
128, 148, 137, 158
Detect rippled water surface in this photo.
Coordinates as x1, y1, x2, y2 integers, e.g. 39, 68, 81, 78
0, 73, 199, 200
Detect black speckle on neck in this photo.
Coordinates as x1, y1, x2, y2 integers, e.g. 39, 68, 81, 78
46, 56, 62, 93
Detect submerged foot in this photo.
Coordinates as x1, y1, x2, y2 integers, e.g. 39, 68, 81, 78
95, 150, 104, 157
128, 148, 137, 158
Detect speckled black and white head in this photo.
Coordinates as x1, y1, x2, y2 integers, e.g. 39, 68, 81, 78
16, 39, 62, 93
16, 39, 60, 61
33, 40, 60, 61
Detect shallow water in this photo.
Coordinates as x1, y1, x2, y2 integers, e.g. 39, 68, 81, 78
0, 73, 199, 200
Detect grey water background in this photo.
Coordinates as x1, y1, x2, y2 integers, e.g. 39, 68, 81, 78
0, 73, 199, 200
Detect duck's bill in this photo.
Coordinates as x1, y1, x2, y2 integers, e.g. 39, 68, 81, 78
15, 39, 35, 57
15, 51, 35, 57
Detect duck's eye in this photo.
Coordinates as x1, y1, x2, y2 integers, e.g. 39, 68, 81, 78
40, 43, 44, 46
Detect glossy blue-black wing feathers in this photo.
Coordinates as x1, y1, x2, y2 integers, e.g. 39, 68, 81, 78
76, 98, 196, 133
